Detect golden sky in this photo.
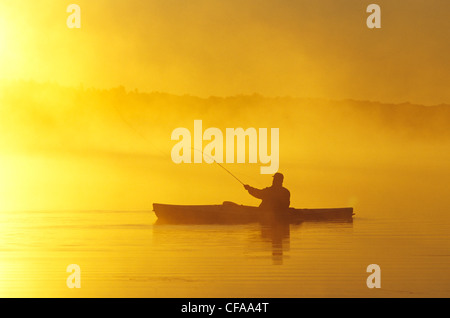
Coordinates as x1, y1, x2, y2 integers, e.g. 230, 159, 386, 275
0, 0, 449, 104
0, 0, 450, 104
0, 1, 450, 215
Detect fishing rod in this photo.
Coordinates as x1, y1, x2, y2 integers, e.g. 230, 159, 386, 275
191, 147, 245, 186
215, 162, 245, 186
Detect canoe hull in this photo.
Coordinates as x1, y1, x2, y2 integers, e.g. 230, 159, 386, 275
153, 202, 354, 224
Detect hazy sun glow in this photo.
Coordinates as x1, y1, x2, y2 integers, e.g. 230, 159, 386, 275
0, 9, 27, 80
0, 1, 449, 104
0, 0, 449, 214
0, 16, 9, 58
0, 1, 449, 299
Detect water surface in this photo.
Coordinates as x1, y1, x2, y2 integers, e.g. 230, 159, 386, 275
1, 209, 449, 297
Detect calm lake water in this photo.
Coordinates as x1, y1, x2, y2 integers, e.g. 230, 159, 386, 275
0, 209, 449, 298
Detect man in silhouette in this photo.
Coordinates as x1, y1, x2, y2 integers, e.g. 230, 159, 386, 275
244, 172, 290, 211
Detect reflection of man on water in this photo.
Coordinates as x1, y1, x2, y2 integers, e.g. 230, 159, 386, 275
244, 173, 291, 210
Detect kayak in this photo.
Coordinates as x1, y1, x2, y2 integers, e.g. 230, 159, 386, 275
153, 201, 354, 224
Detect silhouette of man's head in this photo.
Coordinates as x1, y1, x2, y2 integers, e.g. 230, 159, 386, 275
272, 172, 284, 187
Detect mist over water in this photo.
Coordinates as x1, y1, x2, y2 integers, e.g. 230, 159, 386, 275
1, 81, 449, 216
1, 0, 449, 299
1, 82, 449, 297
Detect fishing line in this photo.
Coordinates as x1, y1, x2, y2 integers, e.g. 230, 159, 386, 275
113, 102, 168, 157
113, 102, 246, 186
191, 147, 245, 186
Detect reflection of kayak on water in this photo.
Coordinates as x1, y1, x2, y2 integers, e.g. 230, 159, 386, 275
152, 201, 354, 224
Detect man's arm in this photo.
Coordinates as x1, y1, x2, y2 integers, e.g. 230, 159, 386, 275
244, 184, 266, 200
